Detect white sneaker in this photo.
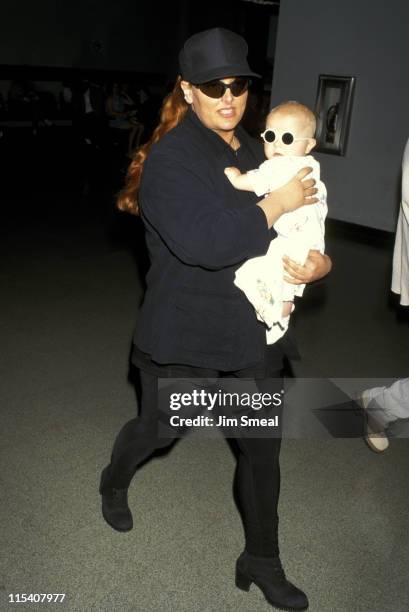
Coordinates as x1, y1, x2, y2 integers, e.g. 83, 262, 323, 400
358, 389, 389, 453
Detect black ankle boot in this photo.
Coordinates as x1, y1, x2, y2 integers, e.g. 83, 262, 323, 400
235, 551, 308, 610
99, 466, 133, 532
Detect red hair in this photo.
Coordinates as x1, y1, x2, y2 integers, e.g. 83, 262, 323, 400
116, 76, 188, 215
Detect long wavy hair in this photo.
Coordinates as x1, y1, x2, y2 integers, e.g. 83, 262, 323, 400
116, 76, 188, 215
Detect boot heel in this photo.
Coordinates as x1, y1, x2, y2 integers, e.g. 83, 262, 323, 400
235, 567, 252, 592
99, 466, 110, 494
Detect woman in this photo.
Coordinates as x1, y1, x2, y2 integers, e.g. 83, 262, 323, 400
100, 28, 331, 611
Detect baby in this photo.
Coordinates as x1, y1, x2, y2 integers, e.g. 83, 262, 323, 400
224, 100, 328, 344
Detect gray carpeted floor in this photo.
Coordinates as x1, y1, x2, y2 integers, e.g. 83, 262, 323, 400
1, 204, 408, 612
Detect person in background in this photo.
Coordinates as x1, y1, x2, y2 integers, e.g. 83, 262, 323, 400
106, 83, 143, 156
8, 80, 40, 134
72, 79, 107, 148
392, 138, 409, 306
359, 138, 409, 452
59, 81, 73, 117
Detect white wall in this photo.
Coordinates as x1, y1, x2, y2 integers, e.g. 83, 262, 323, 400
271, 0, 409, 230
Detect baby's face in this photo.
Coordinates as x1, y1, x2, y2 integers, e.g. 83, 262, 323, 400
263, 110, 315, 158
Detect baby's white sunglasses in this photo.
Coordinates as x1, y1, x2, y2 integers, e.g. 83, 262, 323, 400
261, 129, 311, 145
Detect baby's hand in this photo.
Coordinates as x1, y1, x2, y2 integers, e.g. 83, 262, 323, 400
224, 167, 242, 179
225, 167, 254, 192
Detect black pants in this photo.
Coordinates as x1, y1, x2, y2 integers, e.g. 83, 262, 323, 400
105, 369, 283, 557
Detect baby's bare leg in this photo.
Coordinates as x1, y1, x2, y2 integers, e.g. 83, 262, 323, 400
224, 167, 255, 192
282, 301, 293, 317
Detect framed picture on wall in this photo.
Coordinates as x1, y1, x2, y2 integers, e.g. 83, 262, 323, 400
314, 75, 355, 155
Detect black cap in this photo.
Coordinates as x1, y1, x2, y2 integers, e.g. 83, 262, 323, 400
179, 27, 261, 84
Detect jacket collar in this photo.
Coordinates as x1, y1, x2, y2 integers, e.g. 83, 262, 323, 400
185, 106, 248, 159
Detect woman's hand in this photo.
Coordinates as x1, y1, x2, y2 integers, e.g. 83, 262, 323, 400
278, 167, 319, 214
257, 167, 318, 228
283, 250, 332, 284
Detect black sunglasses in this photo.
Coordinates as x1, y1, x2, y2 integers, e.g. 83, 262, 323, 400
260, 129, 310, 146
195, 77, 250, 99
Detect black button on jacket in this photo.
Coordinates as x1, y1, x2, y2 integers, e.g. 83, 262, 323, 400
134, 108, 288, 371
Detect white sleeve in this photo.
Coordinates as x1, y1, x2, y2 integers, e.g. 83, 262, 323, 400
248, 158, 302, 197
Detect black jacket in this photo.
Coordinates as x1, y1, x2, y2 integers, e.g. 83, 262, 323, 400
134, 108, 295, 371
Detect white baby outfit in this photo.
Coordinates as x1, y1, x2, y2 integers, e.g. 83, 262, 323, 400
234, 155, 327, 344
